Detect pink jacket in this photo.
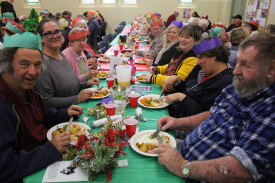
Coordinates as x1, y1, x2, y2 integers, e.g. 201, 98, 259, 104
62, 46, 90, 82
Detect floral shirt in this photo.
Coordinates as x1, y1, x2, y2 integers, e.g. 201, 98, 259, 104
181, 83, 275, 182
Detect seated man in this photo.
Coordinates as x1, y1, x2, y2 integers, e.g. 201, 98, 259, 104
0, 32, 83, 182
157, 32, 275, 182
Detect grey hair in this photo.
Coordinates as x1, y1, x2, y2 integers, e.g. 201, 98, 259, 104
198, 19, 209, 29
163, 24, 180, 47
74, 19, 87, 28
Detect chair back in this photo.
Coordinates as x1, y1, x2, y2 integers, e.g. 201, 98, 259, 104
98, 47, 106, 54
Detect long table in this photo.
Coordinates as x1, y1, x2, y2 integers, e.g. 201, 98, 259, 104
23, 72, 185, 183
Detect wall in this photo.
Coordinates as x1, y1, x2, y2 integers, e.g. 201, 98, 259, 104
5, 0, 233, 33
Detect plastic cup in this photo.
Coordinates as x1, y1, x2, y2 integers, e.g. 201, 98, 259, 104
114, 50, 119, 56
134, 45, 139, 50
106, 78, 115, 89
105, 103, 116, 116
128, 93, 139, 108
119, 44, 124, 51
127, 32, 131, 36
116, 65, 131, 87
125, 118, 138, 137
131, 37, 135, 43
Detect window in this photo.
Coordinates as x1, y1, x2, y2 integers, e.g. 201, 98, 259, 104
27, 0, 40, 4
102, 0, 116, 3
123, 0, 137, 4
180, 0, 193, 5
81, 0, 95, 3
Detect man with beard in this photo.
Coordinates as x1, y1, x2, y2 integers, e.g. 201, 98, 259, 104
156, 32, 275, 182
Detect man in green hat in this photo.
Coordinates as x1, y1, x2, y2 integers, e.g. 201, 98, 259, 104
0, 0, 19, 22
0, 32, 84, 182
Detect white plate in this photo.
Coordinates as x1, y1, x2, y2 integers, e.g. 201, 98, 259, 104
47, 122, 90, 145
134, 73, 148, 83
86, 87, 110, 99
98, 57, 111, 62
97, 71, 110, 80
129, 130, 176, 157
134, 58, 148, 65
138, 94, 168, 109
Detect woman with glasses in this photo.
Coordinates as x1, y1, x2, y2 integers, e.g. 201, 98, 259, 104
35, 19, 100, 109
62, 28, 97, 82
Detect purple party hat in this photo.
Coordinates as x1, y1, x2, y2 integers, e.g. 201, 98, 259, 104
171, 20, 183, 28
193, 37, 222, 56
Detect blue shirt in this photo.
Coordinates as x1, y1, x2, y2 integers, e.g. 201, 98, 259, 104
181, 83, 275, 182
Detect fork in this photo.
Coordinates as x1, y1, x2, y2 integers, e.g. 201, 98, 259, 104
149, 129, 160, 139
158, 92, 164, 101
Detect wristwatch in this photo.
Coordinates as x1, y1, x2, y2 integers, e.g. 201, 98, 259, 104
182, 161, 191, 178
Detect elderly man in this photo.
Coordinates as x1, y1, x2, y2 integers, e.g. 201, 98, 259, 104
198, 19, 209, 38
86, 10, 99, 48
226, 14, 242, 32
0, 32, 83, 182
157, 32, 275, 182
166, 11, 179, 27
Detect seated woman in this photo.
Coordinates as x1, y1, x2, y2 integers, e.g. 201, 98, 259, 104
146, 24, 201, 87
162, 37, 233, 118
62, 28, 97, 82
35, 19, 100, 109
147, 21, 182, 67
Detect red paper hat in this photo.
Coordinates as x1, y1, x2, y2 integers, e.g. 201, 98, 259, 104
72, 17, 84, 28
69, 30, 86, 42
150, 20, 163, 28
88, 10, 95, 16
249, 20, 259, 28
1, 21, 26, 34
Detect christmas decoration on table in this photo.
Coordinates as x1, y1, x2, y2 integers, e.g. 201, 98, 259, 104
22, 8, 39, 32
61, 118, 128, 182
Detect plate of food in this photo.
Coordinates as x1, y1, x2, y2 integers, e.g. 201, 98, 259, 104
138, 94, 168, 109
98, 56, 111, 62
134, 73, 148, 83
47, 122, 90, 145
130, 130, 176, 157
97, 71, 110, 79
134, 58, 151, 65
86, 87, 110, 99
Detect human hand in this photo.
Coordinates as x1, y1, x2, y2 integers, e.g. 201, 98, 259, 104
158, 143, 187, 177
162, 93, 186, 104
85, 70, 98, 80
51, 133, 71, 154
158, 115, 180, 131
162, 75, 181, 93
146, 59, 153, 67
145, 74, 152, 82
95, 54, 104, 58
88, 58, 97, 66
87, 77, 100, 86
145, 53, 154, 60
135, 50, 140, 55
150, 66, 157, 74
77, 89, 93, 103
67, 105, 83, 118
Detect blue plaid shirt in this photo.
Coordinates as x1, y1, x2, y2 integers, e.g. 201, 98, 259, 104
181, 83, 275, 182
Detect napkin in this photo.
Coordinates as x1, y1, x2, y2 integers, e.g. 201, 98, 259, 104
91, 114, 122, 127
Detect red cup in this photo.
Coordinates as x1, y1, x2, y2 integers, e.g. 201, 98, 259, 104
106, 78, 115, 89
114, 49, 119, 56
128, 93, 139, 108
125, 118, 138, 137
119, 44, 124, 51
136, 41, 140, 45
127, 32, 131, 36
131, 37, 135, 42
105, 103, 116, 116
134, 45, 139, 50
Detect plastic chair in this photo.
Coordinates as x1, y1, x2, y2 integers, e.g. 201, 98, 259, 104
97, 41, 108, 50
111, 32, 117, 40
101, 36, 108, 44
106, 33, 113, 43
98, 47, 106, 54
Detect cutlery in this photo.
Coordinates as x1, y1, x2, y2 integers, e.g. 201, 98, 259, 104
149, 129, 160, 139
158, 92, 164, 101
94, 86, 104, 93
66, 117, 73, 134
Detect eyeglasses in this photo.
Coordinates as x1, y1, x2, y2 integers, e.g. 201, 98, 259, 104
74, 38, 87, 43
41, 29, 62, 39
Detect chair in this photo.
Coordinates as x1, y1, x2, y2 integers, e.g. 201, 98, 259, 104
114, 27, 119, 34
98, 47, 106, 54
97, 41, 108, 50
100, 22, 107, 37
106, 33, 113, 43
120, 21, 126, 27
101, 36, 108, 44
111, 32, 117, 40
118, 25, 124, 33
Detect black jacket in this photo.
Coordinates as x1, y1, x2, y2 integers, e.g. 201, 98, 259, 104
153, 42, 179, 66
168, 65, 233, 117
0, 1, 19, 22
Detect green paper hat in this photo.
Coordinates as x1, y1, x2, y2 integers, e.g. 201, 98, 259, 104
3, 32, 42, 50
2, 21, 26, 34
3, 12, 14, 18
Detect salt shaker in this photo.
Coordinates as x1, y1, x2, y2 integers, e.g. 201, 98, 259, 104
135, 107, 142, 118
95, 109, 100, 120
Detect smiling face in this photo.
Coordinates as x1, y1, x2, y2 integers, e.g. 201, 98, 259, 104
70, 38, 86, 55
233, 46, 272, 98
3, 48, 42, 96
41, 21, 62, 50
179, 32, 195, 53
167, 27, 179, 43
151, 26, 164, 37
197, 56, 217, 77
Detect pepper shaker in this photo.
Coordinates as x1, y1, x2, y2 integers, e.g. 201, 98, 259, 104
95, 109, 100, 120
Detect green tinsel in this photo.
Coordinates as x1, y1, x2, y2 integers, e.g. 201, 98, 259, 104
22, 8, 39, 32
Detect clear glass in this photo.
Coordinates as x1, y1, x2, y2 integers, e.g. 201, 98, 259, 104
110, 85, 129, 115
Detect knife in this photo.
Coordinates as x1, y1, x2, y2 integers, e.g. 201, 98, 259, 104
94, 86, 104, 93
66, 117, 73, 134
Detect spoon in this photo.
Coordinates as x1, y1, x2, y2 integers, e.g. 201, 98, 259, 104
138, 116, 158, 122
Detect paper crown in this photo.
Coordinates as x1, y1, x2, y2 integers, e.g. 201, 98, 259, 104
69, 29, 86, 42
212, 23, 225, 28
202, 14, 208, 19
171, 20, 183, 28
150, 20, 163, 28
88, 10, 95, 16
41, 9, 49, 15
3, 12, 14, 18
2, 21, 26, 34
144, 12, 152, 18
3, 32, 42, 50
72, 17, 84, 28
154, 13, 161, 17
249, 20, 259, 28
58, 18, 68, 29
193, 37, 222, 56
209, 27, 223, 37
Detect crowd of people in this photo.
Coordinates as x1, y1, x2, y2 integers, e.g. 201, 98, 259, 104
0, 1, 275, 182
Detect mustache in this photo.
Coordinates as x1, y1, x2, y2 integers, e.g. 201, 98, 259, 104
233, 75, 243, 81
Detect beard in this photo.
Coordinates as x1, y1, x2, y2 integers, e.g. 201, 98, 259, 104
233, 74, 271, 98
